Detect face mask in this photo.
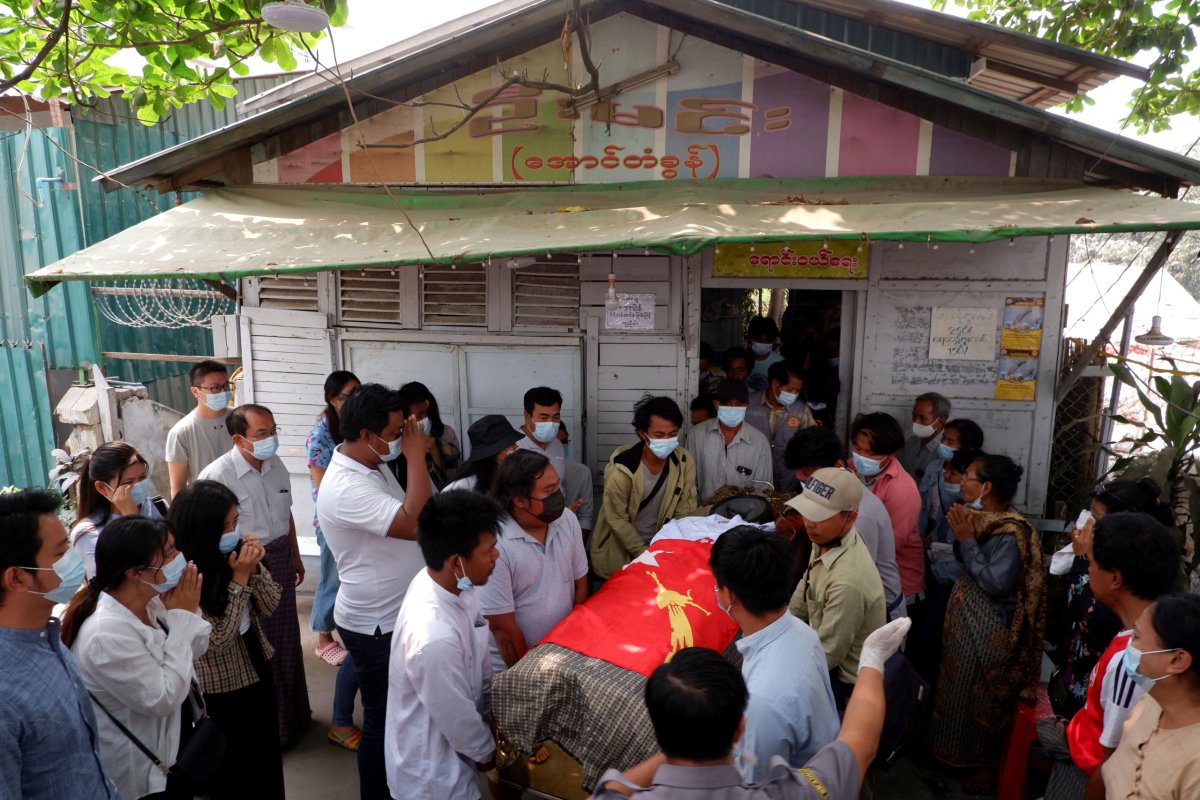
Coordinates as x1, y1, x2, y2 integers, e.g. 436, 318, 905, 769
717, 406, 746, 428
142, 552, 186, 593
714, 587, 733, 618
27, 547, 86, 604
452, 557, 475, 592
371, 432, 403, 462
244, 434, 279, 461
419, 417, 432, 436
647, 437, 679, 459
852, 451, 882, 477
531, 421, 560, 444
942, 481, 963, 500
105, 478, 152, 508
1123, 642, 1180, 690
203, 391, 230, 412
937, 442, 957, 461
777, 390, 799, 406
219, 528, 242, 555
969, 497, 985, 510
912, 422, 937, 439
528, 489, 566, 524
562, 444, 571, 459
750, 342, 773, 357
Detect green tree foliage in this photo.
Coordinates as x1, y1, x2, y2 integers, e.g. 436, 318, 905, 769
0, 0, 347, 124
932, 0, 1198, 133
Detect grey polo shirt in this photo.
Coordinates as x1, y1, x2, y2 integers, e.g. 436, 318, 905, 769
198, 447, 292, 543
476, 511, 589, 673
165, 409, 230, 481
855, 489, 905, 619
590, 742, 860, 799
691, 418, 774, 501
898, 431, 943, 481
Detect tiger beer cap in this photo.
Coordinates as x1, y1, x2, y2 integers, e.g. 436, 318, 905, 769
784, 467, 863, 522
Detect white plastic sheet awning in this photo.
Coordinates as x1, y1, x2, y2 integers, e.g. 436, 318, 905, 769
27, 177, 1200, 295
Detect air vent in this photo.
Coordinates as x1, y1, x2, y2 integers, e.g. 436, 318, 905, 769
514, 261, 580, 329
338, 268, 403, 324
422, 264, 486, 327
254, 273, 319, 311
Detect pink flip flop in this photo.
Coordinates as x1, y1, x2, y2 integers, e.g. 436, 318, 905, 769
314, 641, 347, 666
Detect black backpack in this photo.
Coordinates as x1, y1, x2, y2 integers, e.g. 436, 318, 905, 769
874, 651, 930, 767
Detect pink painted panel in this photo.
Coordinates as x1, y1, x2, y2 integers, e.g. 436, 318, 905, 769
275, 133, 343, 184
838, 93, 920, 176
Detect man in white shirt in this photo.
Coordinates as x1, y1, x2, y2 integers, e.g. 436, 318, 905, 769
198, 403, 310, 745
691, 379, 773, 502
476, 449, 589, 674
165, 361, 233, 499
385, 489, 503, 800
315, 383, 433, 800
515, 386, 591, 528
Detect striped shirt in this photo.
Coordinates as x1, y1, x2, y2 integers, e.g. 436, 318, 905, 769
1066, 629, 1143, 775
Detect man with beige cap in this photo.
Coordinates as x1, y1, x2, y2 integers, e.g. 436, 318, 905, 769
787, 467, 887, 707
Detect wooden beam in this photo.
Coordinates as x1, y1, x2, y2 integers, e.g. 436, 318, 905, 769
1055, 229, 1184, 405
102, 352, 242, 365
977, 58, 1081, 95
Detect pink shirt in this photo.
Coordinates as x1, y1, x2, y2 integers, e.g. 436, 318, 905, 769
867, 457, 924, 597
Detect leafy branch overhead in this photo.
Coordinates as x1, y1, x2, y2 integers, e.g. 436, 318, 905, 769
0, 0, 348, 124
933, 0, 1199, 133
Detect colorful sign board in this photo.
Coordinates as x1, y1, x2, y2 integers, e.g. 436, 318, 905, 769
713, 241, 867, 279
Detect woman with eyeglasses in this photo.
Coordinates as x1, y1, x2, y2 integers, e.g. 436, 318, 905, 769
169, 480, 285, 799
71, 442, 166, 580
927, 453, 1047, 795
62, 516, 210, 800
306, 370, 363, 750
1102, 592, 1200, 798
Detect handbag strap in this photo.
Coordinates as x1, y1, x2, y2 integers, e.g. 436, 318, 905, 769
637, 460, 670, 513
89, 693, 171, 776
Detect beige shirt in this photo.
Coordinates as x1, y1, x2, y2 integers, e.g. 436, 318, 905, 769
164, 409, 230, 481
198, 447, 293, 543
1103, 695, 1200, 799
789, 529, 887, 684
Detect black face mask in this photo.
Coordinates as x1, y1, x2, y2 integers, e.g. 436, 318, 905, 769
528, 489, 566, 524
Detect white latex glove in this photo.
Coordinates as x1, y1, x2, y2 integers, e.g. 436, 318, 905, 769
858, 618, 912, 675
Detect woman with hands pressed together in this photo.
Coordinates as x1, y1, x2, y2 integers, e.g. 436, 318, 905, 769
62, 516, 211, 800
169, 480, 285, 800
928, 454, 1047, 795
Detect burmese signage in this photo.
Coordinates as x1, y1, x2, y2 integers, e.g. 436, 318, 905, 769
712, 241, 868, 279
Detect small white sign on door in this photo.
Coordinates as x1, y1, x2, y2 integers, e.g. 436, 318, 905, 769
605, 293, 656, 330
929, 307, 996, 360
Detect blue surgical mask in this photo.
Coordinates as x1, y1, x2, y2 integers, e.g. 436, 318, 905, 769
142, 552, 186, 593
969, 497, 984, 510
532, 421, 560, 444
750, 342, 773, 356
452, 557, 475, 592
246, 435, 279, 461
714, 586, 733, 618
372, 432, 403, 462
129, 478, 153, 507
1123, 641, 1180, 690
852, 451, 882, 477
562, 444, 572, 460
218, 528, 242, 555
419, 417, 432, 437
777, 390, 799, 406
204, 391, 231, 412
27, 547, 86, 604
717, 406, 746, 428
942, 481, 963, 500
937, 442, 957, 461
647, 437, 679, 459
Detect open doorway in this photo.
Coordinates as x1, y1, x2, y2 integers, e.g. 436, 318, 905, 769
698, 287, 843, 426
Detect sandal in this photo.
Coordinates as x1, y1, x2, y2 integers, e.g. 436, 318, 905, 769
315, 641, 347, 666
327, 727, 362, 752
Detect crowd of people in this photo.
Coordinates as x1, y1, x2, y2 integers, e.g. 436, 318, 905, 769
2, 320, 1199, 800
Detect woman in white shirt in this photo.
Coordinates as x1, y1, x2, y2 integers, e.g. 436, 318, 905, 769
62, 515, 210, 800
71, 441, 166, 580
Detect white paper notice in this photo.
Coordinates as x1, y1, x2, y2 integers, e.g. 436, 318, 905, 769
928, 307, 996, 360
605, 293, 656, 330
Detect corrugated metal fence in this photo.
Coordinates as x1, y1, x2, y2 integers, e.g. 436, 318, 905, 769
0, 79, 283, 487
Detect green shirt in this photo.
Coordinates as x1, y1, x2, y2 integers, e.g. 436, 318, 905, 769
789, 529, 887, 684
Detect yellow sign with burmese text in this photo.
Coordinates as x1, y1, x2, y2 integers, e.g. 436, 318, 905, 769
713, 241, 868, 279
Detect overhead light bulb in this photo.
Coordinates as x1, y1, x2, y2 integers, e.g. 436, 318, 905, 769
262, 1, 330, 32
1134, 315, 1174, 348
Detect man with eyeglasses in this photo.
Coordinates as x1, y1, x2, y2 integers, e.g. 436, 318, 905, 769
200, 403, 311, 748
166, 360, 235, 499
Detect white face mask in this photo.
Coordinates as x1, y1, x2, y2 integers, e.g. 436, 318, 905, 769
912, 422, 937, 439
777, 390, 799, 406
